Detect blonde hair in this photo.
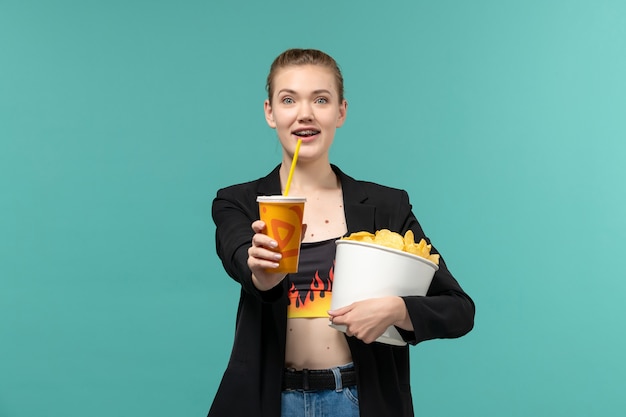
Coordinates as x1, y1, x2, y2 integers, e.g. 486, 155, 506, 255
266, 48, 345, 103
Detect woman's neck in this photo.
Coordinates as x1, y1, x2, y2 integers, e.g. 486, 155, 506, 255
279, 159, 338, 194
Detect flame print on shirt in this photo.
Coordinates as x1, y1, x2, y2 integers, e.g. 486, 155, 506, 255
287, 264, 334, 318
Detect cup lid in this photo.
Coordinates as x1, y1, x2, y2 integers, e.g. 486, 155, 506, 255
257, 196, 306, 203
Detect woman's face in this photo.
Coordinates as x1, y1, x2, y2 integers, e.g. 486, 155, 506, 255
264, 65, 347, 163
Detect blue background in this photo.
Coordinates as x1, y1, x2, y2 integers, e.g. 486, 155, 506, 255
1, 0, 625, 416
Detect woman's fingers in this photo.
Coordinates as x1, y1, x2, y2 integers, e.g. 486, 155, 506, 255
249, 231, 280, 261
247, 220, 286, 291
328, 298, 400, 344
251, 220, 266, 233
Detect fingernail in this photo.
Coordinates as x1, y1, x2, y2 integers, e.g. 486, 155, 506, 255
269, 240, 278, 248
274, 253, 282, 260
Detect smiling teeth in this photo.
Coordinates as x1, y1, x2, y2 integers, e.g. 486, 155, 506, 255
295, 130, 319, 137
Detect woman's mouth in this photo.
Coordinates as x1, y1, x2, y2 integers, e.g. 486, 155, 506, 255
293, 129, 320, 138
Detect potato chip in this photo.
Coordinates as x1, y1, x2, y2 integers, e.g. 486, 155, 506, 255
374, 229, 404, 250
403, 230, 415, 248
345, 231, 375, 240
342, 229, 439, 265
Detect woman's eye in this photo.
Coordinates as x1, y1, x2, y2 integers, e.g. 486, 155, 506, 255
282, 97, 294, 104
315, 97, 328, 104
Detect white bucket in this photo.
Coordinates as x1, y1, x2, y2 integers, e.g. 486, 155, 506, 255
330, 239, 438, 346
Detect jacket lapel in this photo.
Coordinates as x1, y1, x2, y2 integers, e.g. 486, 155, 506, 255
332, 165, 376, 234
257, 164, 282, 196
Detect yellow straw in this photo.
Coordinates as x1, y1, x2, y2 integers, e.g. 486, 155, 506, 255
283, 138, 302, 196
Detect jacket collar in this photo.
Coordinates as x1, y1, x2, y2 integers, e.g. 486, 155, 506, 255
256, 164, 376, 234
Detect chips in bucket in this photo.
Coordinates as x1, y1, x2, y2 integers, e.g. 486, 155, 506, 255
342, 229, 440, 265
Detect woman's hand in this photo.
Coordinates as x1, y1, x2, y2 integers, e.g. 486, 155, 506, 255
328, 297, 412, 344
247, 220, 287, 291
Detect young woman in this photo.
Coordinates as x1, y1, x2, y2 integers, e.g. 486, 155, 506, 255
208, 48, 475, 417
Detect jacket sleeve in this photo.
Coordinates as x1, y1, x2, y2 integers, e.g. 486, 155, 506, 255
391, 190, 475, 345
211, 186, 284, 302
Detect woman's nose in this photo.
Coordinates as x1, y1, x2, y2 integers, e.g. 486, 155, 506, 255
297, 103, 314, 122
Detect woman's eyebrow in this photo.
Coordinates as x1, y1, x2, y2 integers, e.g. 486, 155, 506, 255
312, 89, 333, 96
277, 89, 334, 96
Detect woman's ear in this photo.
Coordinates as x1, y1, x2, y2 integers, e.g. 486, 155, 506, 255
264, 100, 276, 128
336, 99, 348, 128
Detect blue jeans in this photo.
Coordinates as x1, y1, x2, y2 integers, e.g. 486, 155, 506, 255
281, 364, 359, 417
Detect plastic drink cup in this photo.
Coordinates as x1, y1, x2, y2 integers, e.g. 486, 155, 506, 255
257, 196, 306, 273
